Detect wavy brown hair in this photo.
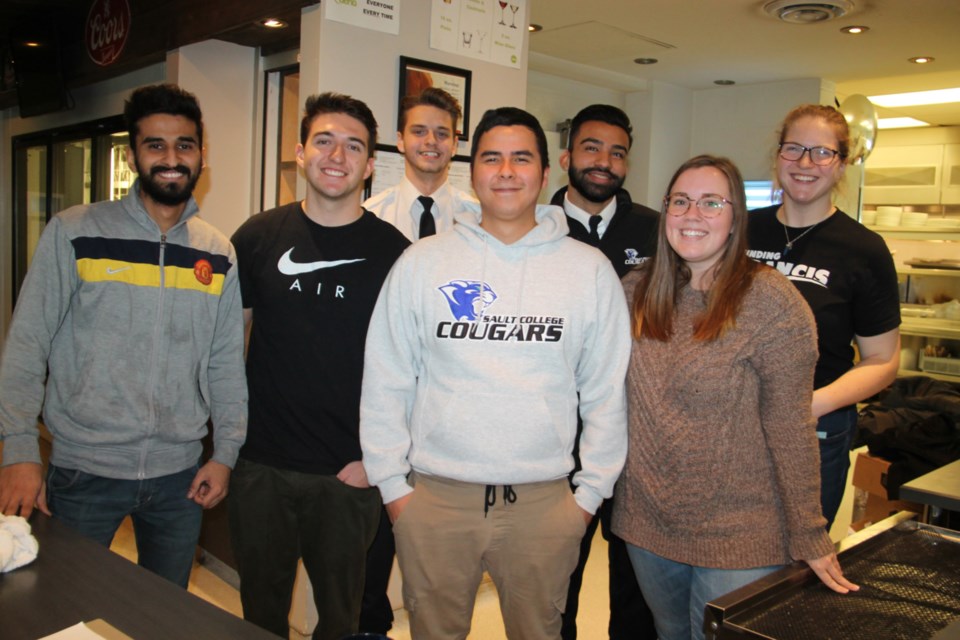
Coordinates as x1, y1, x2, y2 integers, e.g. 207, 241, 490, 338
631, 155, 763, 342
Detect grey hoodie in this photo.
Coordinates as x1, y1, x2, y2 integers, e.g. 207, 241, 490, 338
360, 203, 629, 514
0, 184, 247, 479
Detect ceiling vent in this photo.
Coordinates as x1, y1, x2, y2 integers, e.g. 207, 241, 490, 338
763, 0, 854, 24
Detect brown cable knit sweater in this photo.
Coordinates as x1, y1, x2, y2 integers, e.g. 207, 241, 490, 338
612, 267, 834, 569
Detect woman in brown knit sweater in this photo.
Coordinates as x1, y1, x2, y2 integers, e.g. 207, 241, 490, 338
612, 155, 857, 640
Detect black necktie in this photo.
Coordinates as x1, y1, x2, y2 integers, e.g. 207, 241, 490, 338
418, 196, 436, 239
588, 215, 602, 246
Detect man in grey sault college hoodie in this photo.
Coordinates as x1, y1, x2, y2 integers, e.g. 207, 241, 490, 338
360, 106, 629, 639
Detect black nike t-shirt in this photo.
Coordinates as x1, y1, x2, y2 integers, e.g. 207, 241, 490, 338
747, 205, 900, 391
231, 203, 410, 473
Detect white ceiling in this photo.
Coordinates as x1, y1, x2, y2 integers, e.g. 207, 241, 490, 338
528, 0, 960, 126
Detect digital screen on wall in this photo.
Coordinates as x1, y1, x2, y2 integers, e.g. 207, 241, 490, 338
745, 180, 780, 211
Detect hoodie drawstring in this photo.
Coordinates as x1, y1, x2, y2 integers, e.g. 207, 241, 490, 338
484, 484, 517, 517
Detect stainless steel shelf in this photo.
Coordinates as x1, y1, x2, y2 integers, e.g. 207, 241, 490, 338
900, 317, 960, 340
869, 225, 960, 241
897, 267, 960, 278
897, 367, 960, 383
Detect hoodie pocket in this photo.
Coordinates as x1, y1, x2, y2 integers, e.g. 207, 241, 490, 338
424, 391, 566, 468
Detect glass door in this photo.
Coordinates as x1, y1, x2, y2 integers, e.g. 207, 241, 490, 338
261, 64, 300, 210
11, 116, 126, 302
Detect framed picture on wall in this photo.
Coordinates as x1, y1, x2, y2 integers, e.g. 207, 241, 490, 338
398, 56, 472, 140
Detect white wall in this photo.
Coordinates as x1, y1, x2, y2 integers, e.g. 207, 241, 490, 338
692, 78, 828, 181
168, 40, 259, 237
301, 2, 529, 161
632, 81, 695, 208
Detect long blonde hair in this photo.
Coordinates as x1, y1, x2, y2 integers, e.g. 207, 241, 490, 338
631, 155, 762, 342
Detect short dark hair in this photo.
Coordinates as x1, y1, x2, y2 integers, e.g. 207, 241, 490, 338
300, 92, 378, 158
398, 87, 462, 133
470, 107, 549, 170
125, 83, 203, 148
567, 104, 633, 151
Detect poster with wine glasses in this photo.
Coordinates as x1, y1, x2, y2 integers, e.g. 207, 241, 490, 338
430, 0, 526, 69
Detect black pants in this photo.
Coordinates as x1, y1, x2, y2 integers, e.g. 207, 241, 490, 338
359, 506, 396, 633
228, 459, 380, 640
561, 498, 657, 640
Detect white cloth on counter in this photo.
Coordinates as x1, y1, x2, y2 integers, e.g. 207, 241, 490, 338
0, 514, 39, 572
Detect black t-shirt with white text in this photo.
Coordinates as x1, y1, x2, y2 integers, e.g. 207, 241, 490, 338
231, 204, 410, 474
747, 206, 900, 391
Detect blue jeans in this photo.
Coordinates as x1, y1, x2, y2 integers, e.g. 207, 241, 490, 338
46, 463, 202, 588
816, 406, 857, 529
626, 545, 781, 640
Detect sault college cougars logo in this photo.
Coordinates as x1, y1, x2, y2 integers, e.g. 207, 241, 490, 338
438, 280, 498, 321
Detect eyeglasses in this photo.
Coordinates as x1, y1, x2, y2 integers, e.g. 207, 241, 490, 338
663, 194, 732, 218
778, 142, 841, 166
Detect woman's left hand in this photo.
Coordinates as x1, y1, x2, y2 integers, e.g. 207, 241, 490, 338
807, 552, 859, 593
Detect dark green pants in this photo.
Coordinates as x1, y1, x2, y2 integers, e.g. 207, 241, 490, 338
228, 458, 381, 640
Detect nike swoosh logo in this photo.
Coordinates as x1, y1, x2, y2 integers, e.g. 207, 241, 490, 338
106, 266, 131, 274
277, 248, 365, 275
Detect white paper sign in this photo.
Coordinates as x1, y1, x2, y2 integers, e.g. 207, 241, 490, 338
430, 0, 525, 69
324, 0, 401, 35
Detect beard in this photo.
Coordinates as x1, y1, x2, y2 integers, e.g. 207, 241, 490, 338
135, 160, 202, 207
568, 164, 625, 204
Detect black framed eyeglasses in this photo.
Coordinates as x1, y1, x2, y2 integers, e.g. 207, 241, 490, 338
778, 142, 841, 166
663, 194, 732, 218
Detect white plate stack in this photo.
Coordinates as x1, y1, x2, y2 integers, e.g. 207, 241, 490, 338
876, 206, 902, 227
901, 211, 929, 228
927, 217, 960, 229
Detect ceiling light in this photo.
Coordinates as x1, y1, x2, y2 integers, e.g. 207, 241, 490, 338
260, 18, 287, 28
840, 25, 868, 34
868, 88, 960, 107
714, 79, 735, 86
877, 117, 931, 130
528, 24, 543, 33
764, 0, 854, 24
634, 58, 658, 65
908, 56, 934, 64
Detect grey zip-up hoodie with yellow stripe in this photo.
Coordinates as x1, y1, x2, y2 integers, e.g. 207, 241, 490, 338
0, 182, 247, 479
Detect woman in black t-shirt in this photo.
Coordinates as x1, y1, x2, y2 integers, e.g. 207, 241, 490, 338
747, 105, 901, 529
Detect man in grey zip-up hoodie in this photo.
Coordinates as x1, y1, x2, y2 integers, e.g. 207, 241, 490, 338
0, 84, 247, 588
360, 107, 629, 639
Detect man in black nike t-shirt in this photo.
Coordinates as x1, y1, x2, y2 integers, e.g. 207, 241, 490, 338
229, 93, 409, 640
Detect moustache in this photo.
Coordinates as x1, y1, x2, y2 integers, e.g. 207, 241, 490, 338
150, 164, 193, 177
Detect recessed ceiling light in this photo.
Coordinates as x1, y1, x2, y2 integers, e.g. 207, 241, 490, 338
869, 88, 960, 107
877, 117, 931, 130
908, 56, 934, 64
714, 79, 735, 86
634, 58, 658, 65
23, 41, 41, 48
840, 25, 868, 34
260, 18, 287, 29
528, 23, 543, 33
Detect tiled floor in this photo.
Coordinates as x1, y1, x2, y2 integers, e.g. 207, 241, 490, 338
110, 448, 861, 639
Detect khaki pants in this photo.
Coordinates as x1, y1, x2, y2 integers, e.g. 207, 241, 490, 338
393, 474, 588, 640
